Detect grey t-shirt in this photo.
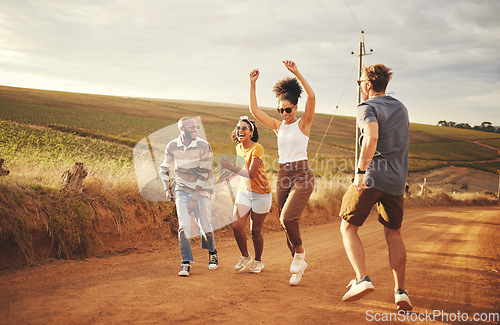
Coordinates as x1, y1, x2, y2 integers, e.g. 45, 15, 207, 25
357, 96, 409, 196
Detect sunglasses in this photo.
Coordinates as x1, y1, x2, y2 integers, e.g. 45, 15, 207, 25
357, 79, 369, 86
184, 125, 200, 130
277, 104, 295, 114
235, 126, 249, 131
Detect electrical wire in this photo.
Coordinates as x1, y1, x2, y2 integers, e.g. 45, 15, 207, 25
310, 59, 358, 167
368, 37, 455, 123
312, 0, 366, 162
343, 0, 363, 31
316, 0, 349, 46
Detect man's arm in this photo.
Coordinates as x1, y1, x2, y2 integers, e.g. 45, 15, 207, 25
354, 121, 378, 191
190, 142, 214, 206
196, 142, 214, 185
159, 148, 175, 201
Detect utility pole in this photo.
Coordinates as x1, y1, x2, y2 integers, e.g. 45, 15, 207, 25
351, 31, 372, 168
497, 170, 500, 201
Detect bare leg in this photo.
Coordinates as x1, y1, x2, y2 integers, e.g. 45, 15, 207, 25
340, 219, 368, 280
232, 204, 251, 257
249, 211, 267, 261
295, 245, 304, 254
384, 227, 406, 291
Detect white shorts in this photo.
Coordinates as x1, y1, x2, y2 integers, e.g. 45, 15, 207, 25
234, 189, 272, 214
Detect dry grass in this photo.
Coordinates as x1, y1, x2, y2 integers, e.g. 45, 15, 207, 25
406, 190, 498, 208
0, 132, 176, 266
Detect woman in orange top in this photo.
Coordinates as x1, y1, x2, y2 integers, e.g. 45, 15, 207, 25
220, 116, 271, 274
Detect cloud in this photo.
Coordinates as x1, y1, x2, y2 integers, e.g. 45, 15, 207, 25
0, 0, 499, 125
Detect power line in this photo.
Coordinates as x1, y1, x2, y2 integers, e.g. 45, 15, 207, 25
368, 37, 455, 123
343, 0, 363, 31
316, 0, 349, 46
311, 58, 358, 166
312, 0, 367, 163
351, 31, 373, 166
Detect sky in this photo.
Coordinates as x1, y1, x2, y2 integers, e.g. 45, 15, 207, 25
1, 0, 499, 126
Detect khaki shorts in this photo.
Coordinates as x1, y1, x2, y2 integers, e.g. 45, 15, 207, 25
339, 185, 404, 229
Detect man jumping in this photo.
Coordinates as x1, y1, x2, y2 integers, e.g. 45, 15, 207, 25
339, 64, 412, 311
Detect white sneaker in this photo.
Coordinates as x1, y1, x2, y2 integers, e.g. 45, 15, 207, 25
234, 255, 252, 271
289, 261, 307, 286
395, 289, 413, 311
290, 252, 306, 274
342, 276, 375, 302
178, 263, 191, 277
249, 260, 264, 273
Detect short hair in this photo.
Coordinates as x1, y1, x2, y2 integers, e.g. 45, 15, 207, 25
231, 119, 259, 143
362, 64, 393, 92
273, 77, 302, 105
177, 117, 196, 130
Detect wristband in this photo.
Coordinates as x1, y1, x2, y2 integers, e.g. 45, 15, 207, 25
355, 168, 366, 175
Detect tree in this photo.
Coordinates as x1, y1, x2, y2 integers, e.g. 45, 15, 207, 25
480, 121, 495, 133
436, 120, 497, 133
455, 123, 471, 129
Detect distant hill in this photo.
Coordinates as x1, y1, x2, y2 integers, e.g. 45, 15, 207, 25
1, 85, 499, 173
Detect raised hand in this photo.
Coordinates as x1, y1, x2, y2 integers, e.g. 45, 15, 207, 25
282, 60, 299, 74
249, 69, 259, 83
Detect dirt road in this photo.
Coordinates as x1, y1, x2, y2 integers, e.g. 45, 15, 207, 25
1, 206, 499, 324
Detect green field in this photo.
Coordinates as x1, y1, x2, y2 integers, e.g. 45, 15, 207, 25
1, 85, 499, 174
409, 141, 498, 161
0, 120, 132, 163
411, 123, 500, 141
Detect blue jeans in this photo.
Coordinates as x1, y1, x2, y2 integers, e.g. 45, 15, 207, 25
175, 190, 216, 262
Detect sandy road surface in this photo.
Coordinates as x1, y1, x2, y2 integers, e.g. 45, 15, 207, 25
1, 206, 499, 324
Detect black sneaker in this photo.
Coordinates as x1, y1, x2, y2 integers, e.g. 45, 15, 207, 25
208, 251, 218, 270
178, 263, 190, 276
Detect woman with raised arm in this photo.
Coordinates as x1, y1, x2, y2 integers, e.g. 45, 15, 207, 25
220, 117, 272, 274
248, 60, 315, 286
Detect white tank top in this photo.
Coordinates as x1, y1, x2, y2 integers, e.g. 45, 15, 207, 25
277, 118, 309, 164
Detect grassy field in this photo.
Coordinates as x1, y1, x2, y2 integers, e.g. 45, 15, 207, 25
410, 123, 500, 141
1, 85, 499, 174
0, 85, 498, 265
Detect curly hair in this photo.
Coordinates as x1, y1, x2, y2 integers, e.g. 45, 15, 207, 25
273, 77, 302, 105
362, 64, 393, 92
231, 119, 259, 143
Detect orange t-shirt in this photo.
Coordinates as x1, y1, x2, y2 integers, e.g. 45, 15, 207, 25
236, 142, 271, 194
